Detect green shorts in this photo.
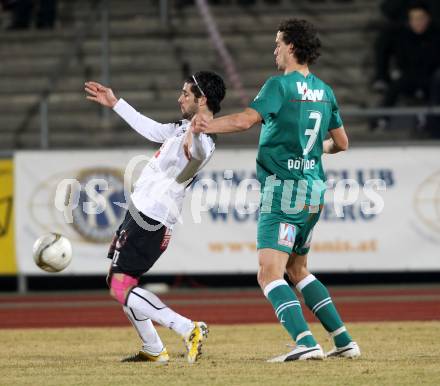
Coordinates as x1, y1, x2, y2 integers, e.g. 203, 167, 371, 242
257, 208, 322, 255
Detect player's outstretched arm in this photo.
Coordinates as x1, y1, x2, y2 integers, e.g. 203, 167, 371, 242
85, 81, 176, 143
84, 81, 118, 108
192, 108, 261, 134
323, 126, 349, 154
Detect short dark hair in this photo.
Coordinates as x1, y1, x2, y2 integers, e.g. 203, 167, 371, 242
278, 19, 321, 65
407, 0, 431, 14
185, 71, 226, 115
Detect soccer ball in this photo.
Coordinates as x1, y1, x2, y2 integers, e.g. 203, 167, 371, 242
32, 233, 73, 273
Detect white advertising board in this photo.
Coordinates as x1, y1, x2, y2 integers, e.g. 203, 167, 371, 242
15, 147, 440, 274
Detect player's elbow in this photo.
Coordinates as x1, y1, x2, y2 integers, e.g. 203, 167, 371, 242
235, 109, 260, 132
235, 116, 253, 132
336, 137, 349, 151
331, 128, 349, 152
238, 121, 252, 132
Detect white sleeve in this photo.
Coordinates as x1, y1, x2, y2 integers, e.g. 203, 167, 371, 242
195, 134, 215, 169
113, 98, 177, 143
202, 134, 215, 159
192, 133, 215, 160
175, 134, 215, 184
190, 133, 206, 160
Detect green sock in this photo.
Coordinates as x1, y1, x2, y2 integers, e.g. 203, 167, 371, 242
298, 275, 352, 347
265, 279, 317, 347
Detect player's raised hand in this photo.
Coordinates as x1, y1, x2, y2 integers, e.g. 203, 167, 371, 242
190, 115, 200, 134
191, 114, 210, 134
84, 81, 118, 108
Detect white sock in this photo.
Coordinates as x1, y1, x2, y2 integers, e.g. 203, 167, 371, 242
126, 287, 194, 337
296, 274, 316, 292
123, 306, 164, 355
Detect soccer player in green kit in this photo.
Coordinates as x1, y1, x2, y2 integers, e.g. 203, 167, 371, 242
191, 19, 360, 362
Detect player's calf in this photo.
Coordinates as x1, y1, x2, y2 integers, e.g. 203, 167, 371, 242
109, 273, 139, 304
285, 252, 310, 286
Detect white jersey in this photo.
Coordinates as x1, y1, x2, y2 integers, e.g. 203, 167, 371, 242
113, 98, 215, 228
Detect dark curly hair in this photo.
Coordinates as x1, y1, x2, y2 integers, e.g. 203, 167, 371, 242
278, 19, 321, 65
185, 71, 226, 115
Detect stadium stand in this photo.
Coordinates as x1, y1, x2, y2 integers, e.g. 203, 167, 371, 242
0, 0, 397, 150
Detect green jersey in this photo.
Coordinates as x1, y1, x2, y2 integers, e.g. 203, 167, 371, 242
249, 71, 343, 209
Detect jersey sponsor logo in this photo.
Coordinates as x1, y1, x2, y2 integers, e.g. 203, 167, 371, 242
176, 126, 188, 137
112, 250, 120, 266
115, 230, 128, 249
303, 229, 314, 249
288, 157, 316, 171
278, 223, 296, 248
160, 228, 172, 251
296, 82, 324, 102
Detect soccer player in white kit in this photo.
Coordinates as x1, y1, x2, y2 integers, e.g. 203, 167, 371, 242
84, 71, 226, 363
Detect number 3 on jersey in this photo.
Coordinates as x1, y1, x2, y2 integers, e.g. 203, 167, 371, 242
303, 110, 322, 156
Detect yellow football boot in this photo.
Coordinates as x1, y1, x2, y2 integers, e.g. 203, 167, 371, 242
121, 348, 169, 363
184, 322, 209, 364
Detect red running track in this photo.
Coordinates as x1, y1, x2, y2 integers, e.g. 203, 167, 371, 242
0, 286, 439, 329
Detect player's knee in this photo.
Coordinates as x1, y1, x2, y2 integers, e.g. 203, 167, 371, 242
109, 273, 138, 304
257, 269, 265, 290
257, 262, 284, 289
106, 272, 112, 288
286, 269, 297, 284
286, 266, 309, 285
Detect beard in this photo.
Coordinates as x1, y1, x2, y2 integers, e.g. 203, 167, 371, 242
182, 111, 194, 120
181, 105, 198, 120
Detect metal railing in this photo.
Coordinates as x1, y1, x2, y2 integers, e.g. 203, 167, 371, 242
195, 0, 248, 107
342, 106, 440, 117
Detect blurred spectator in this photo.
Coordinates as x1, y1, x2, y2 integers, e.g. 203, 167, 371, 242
1, 0, 16, 11
380, 0, 439, 24
7, 0, 57, 30
373, 0, 440, 91
371, 1, 440, 135
1, 0, 17, 27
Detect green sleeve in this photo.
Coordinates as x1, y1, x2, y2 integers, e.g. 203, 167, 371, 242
328, 87, 343, 130
249, 77, 284, 122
